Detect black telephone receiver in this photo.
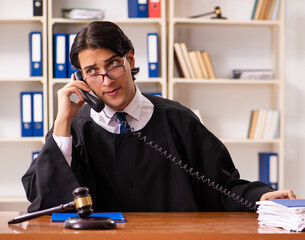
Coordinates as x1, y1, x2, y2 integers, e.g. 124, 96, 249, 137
74, 71, 105, 112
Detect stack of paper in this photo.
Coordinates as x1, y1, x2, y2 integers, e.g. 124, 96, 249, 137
61, 8, 105, 19
256, 199, 305, 232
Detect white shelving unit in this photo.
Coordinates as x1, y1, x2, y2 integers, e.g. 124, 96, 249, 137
48, 0, 167, 126
0, 0, 48, 210
168, 0, 285, 188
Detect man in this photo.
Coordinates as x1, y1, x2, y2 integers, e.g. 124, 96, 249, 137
22, 21, 299, 213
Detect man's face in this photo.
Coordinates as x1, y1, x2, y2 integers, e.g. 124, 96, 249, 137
78, 48, 136, 111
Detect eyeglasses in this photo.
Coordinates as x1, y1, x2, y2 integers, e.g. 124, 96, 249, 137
83, 58, 126, 86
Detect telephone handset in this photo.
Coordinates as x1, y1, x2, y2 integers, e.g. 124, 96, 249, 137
74, 71, 105, 112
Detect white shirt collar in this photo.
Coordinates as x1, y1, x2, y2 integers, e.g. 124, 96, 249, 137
93, 84, 143, 124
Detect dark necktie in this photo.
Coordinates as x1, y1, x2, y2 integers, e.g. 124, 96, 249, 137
115, 112, 131, 133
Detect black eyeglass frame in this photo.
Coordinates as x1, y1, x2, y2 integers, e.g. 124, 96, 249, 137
83, 58, 126, 87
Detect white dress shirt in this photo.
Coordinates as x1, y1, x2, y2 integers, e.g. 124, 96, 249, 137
53, 85, 154, 166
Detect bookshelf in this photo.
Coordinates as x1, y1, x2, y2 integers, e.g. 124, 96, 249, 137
48, 0, 167, 126
0, 0, 48, 210
168, 0, 285, 189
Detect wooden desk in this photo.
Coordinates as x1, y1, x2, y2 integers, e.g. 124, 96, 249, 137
0, 211, 304, 240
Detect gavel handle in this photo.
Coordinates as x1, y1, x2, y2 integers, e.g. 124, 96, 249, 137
8, 201, 75, 224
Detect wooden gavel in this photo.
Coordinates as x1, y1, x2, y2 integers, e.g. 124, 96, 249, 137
8, 187, 93, 224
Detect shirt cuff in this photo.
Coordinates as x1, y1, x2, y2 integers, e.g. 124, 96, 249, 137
52, 134, 72, 166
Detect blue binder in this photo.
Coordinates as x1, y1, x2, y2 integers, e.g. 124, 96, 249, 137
54, 33, 67, 78
147, 33, 159, 77
128, 0, 148, 18
259, 152, 278, 190
32, 91, 43, 136
51, 212, 125, 223
29, 32, 42, 76
67, 33, 78, 77
20, 92, 33, 137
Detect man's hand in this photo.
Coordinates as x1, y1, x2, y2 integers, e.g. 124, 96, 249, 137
53, 74, 91, 137
260, 189, 301, 201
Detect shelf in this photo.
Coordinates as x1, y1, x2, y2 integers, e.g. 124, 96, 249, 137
50, 18, 163, 25
0, 17, 44, 23
0, 137, 44, 143
172, 18, 281, 27
0, 196, 28, 203
171, 78, 281, 85
0, 77, 45, 83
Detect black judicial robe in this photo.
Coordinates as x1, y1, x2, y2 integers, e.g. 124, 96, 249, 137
22, 94, 274, 213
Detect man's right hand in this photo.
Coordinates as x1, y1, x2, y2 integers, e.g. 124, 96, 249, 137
53, 74, 91, 137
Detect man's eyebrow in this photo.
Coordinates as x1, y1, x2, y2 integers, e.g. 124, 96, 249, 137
104, 54, 120, 62
83, 63, 96, 70
83, 54, 119, 70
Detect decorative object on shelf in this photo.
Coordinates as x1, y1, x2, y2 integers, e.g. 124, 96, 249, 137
189, 6, 227, 19
61, 8, 105, 19
232, 69, 273, 79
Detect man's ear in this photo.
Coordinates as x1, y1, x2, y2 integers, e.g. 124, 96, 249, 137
126, 50, 135, 69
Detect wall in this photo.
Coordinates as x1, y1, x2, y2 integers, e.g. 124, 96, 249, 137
284, 0, 305, 197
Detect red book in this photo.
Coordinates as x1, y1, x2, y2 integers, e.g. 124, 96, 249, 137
148, 0, 160, 18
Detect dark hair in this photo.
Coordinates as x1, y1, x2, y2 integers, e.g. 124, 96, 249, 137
70, 21, 140, 80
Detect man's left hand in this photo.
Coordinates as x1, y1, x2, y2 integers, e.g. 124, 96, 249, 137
260, 189, 301, 201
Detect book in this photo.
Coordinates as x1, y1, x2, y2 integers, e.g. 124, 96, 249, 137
195, 50, 209, 79
270, 0, 280, 20
257, 199, 305, 231
251, 0, 259, 20
201, 51, 216, 79
173, 42, 190, 78
253, 0, 265, 20
188, 51, 203, 79
260, 0, 272, 20
254, 109, 268, 139
180, 42, 196, 78
51, 212, 125, 223
266, 0, 276, 20
247, 109, 280, 139
248, 110, 259, 139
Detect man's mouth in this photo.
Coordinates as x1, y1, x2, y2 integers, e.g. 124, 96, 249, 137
105, 88, 119, 96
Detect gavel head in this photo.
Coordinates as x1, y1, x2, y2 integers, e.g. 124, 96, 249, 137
214, 7, 222, 18
73, 187, 93, 218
